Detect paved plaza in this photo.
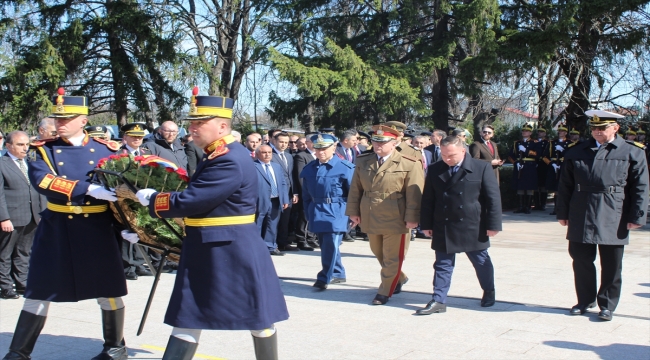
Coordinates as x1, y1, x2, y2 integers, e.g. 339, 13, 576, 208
1, 207, 649, 359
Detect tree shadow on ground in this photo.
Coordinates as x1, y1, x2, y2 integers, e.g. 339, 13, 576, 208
544, 341, 650, 360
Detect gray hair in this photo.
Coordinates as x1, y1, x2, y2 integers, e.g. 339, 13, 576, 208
231, 130, 242, 141
39, 117, 55, 129
433, 130, 446, 138
341, 129, 358, 141
440, 135, 465, 148
6, 130, 29, 144
256, 144, 272, 155
414, 135, 428, 142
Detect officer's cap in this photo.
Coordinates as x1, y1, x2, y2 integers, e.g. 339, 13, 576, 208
557, 123, 568, 132
403, 133, 414, 139
310, 133, 337, 149
318, 127, 336, 134
357, 131, 371, 140
383, 121, 407, 132
50, 87, 89, 118
85, 125, 107, 137
521, 124, 533, 131
121, 123, 146, 137
637, 128, 646, 135
569, 128, 580, 135
536, 128, 547, 133
420, 131, 432, 136
184, 87, 234, 121
371, 125, 400, 142
626, 129, 637, 135
585, 109, 624, 127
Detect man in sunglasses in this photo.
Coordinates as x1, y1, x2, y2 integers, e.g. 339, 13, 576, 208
470, 125, 503, 183
556, 109, 648, 322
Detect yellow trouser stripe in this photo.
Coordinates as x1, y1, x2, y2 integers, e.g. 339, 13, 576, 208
183, 214, 255, 227
47, 202, 108, 214
108, 298, 117, 310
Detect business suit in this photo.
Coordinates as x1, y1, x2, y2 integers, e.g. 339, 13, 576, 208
271, 147, 295, 248
184, 140, 204, 176
469, 139, 501, 183
255, 160, 289, 251
424, 144, 442, 164
293, 150, 318, 247
420, 153, 502, 306
0, 154, 46, 292
335, 144, 357, 163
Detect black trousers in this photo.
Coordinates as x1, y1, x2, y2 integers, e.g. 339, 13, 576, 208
293, 200, 317, 245
277, 201, 293, 248
0, 219, 37, 290
568, 242, 625, 311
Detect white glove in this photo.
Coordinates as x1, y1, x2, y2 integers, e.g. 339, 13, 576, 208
136, 189, 157, 206
518, 145, 526, 152
121, 230, 139, 244
555, 144, 564, 151
516, 163, 524, 171
552, 164, 560, 172
87, 184, 117, 202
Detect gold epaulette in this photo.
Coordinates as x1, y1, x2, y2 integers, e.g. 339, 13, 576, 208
628, 141, 647, 149
92, 137, 121, 151
29, 138, 56, 147
567, 142, 578, 148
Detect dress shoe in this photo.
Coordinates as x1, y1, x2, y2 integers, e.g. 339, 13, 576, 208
415, 300, 447, 315
136, 268, 153, 276
307, 240, 320, 248
312, 280, 328, 290
278, 245, 299, 251
0, 289, 20, 299
393, 278, 409, 294
342, 234, 355, 242
269, 249, 285, 256
481, 290, 496, 307
14, 286, 26, 295
297, 244, 314, 251
125, 271, 138, 280
330, 277, 346, 284
598, 309, 613, 321
569, 301, 596, 315
371, 294, 389, 305
415, 232, 432, 239
549, 211, 557, 215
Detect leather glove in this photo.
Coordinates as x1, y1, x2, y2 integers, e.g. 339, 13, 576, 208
136, 188, 157, 206
518, 144, 526, 152
555, 144, 564, 151
552, 163, 561, 172
121, 230, 139, 244
86, 184, 117, 202
516, 163, 524, 171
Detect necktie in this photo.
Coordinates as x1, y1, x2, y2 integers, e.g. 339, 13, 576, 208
450, 165, 459, 176
435, 146, 440, 161
134, 150, 139, 156
486, 141, 494, 156
279, 152, 287, 168
17, 159, 30, 184
421, 151, 428, 170
346, 149, 352, 162
266, 164, 278, 197
378, 157, 384, 167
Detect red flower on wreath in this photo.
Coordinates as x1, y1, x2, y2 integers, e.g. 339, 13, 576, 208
109, 155, 119, 160
148, 162, 159, 168
119, 153, 129, 158
165, 167, 175, 173
134, 156, 144, 162
180, 175, 190, 182
176, 168, 188, 176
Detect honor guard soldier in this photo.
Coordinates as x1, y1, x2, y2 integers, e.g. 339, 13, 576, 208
568, 128, 581, 145
3, 89, 136, 360
557, 109, 648, 321
534, 128, 550, 210
507, 124, 539, 214
86, 125, 109, 140
624, 128, 637, 141
544, 123, 569, 215
135, 88, 288, 360
346, 125, 424, 305
301, 133, 355, 289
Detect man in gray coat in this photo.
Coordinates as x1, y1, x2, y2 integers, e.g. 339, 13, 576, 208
0, 131, 46, 299
557, 110, 649, 321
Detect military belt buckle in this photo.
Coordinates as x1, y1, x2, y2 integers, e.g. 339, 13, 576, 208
325, 198, 332, 204
73, 206, 83, 214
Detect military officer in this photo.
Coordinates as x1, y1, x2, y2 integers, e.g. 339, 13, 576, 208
383, 121, 424, 165
544, 123, 569, 215
3, 89, 136, 360
135, 90, 288, 360
301, 133, 355, 290
507, 124, 539, 214
86, 125, 109, 140
557, 110, 648, 321
534, 128, 550, 210
346, 125, 424, 305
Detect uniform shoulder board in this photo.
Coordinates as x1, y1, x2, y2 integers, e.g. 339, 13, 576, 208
357, 152, 373, 158
341, 160, 355, 169
627, 140, 647, 149
29, 138, 56, 147
92, 137, 121, 151
567, 141, 579, 148
207, 146, 229, 160
401, 155, 417, 162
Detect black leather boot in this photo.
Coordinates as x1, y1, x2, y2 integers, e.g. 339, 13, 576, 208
91, 308, 127, 360
2, 311, 47, 360
252, 332, 278, 360
161, 336, 198, 360
513, 195, 525, 213
537, 192, 547, 210
523, 195, 532, 214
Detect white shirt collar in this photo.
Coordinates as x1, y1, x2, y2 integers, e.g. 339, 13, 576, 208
66, 133, 86, 146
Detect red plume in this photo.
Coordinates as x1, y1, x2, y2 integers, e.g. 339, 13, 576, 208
192, 86, 199, 96
57, 87, 65, 95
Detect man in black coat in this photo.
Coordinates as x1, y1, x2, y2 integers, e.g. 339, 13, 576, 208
416, 136, 502, 314
0, 131, 46, 299
145, 121, 188, 171
557, 110, 649, 321
292, 133, 319, 249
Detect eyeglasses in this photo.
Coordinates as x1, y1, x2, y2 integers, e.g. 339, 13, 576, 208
161, 130, 178, 134
590, 125, 613, 132
482, 131, 493, 134
289, 141, 296, 144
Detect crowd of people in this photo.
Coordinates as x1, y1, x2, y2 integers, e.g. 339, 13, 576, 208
0, 86, 647, 360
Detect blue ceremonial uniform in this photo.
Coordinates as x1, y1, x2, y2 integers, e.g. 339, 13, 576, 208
544, 139, 569, 191
147, 134, 289, 330
301, 155, 354, 283
25, 135, 127, 302
508, 139, 539, 191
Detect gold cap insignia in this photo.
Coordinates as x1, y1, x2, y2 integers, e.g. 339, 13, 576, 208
376, 130, 384, 135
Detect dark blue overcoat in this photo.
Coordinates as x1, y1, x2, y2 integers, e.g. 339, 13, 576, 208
148, 134, 289, 330
300, 156, 354, 232
25, 135, 127, 302
508, 139, 539, 191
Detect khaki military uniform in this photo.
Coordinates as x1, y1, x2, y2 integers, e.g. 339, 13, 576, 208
397, 142, 423, 164
346, 150, 424, 296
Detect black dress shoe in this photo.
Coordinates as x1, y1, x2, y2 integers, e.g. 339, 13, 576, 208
278, 245, 300, 251
569, 301, 596, 315
297, 244, 314, 251
393, 278, 409, 294
125, 271, 138, 281
14, 286, 25, 295
598, 309, 613, 321
312, 280, 328, 290
1, 289, 20, 299
136, 268, 153, 276
481, 290, 496, 307
371, 294, 389, 305
549, 211, 557, 215
330, 277, 346, 284
307, 240, 320, 248
415, 300, 447, 315
270, 249, 285, 256
342, 234, 355, 242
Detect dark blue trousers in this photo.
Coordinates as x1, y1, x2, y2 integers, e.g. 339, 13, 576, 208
433, 249, 495, 303
316, 232, 345, 283
256, 198, 282, 251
